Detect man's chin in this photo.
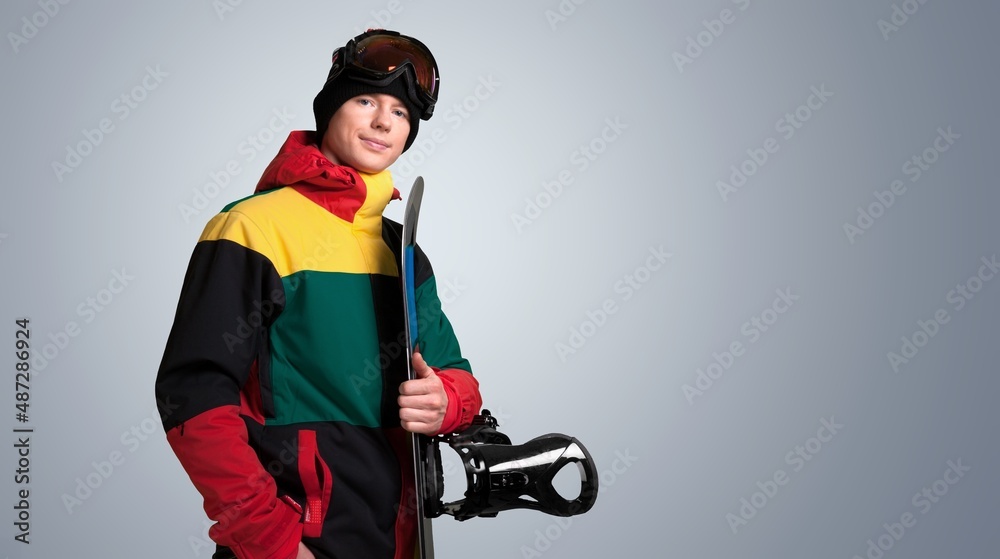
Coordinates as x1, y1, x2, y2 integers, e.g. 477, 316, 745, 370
353, 161, 392, 174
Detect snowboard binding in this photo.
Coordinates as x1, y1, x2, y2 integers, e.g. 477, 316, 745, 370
423, 410, 599, 521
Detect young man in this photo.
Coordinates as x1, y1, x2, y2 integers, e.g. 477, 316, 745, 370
155, 30, 482, 559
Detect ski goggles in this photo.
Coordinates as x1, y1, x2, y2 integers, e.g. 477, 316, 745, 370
328, 29, 440, 120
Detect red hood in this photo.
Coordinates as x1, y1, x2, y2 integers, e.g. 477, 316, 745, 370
254, 131, 401, 223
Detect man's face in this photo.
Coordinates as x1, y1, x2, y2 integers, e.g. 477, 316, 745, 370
320, 93, 411, 173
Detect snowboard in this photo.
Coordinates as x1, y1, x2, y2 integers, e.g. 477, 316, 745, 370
401, 176, 435, 558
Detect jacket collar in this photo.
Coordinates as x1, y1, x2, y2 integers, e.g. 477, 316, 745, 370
255, 130, 401, 225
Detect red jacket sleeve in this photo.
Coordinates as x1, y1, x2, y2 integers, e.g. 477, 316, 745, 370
167, 407, 302, 559
436, 368, 483, 434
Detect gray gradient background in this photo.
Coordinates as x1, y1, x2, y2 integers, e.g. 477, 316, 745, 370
1, 1, 997, 557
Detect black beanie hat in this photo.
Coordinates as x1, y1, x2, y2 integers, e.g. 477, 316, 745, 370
313, 72, 421, 153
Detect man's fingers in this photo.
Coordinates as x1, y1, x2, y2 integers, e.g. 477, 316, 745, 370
398, 391, 446, 410
399, 350, 447, 435
399, 406, 438, 423
399, 378, 435, 396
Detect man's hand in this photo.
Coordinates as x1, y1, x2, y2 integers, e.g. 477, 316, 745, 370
297, 542, 316, 559
399, 351, 448, 434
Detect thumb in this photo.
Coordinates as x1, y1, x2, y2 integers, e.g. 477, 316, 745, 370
412, 351, 436, 379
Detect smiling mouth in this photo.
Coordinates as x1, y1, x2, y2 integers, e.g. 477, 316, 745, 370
360, 136, 389, 150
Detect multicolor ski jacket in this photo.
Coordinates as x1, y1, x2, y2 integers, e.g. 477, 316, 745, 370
155, 131, 482, 559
